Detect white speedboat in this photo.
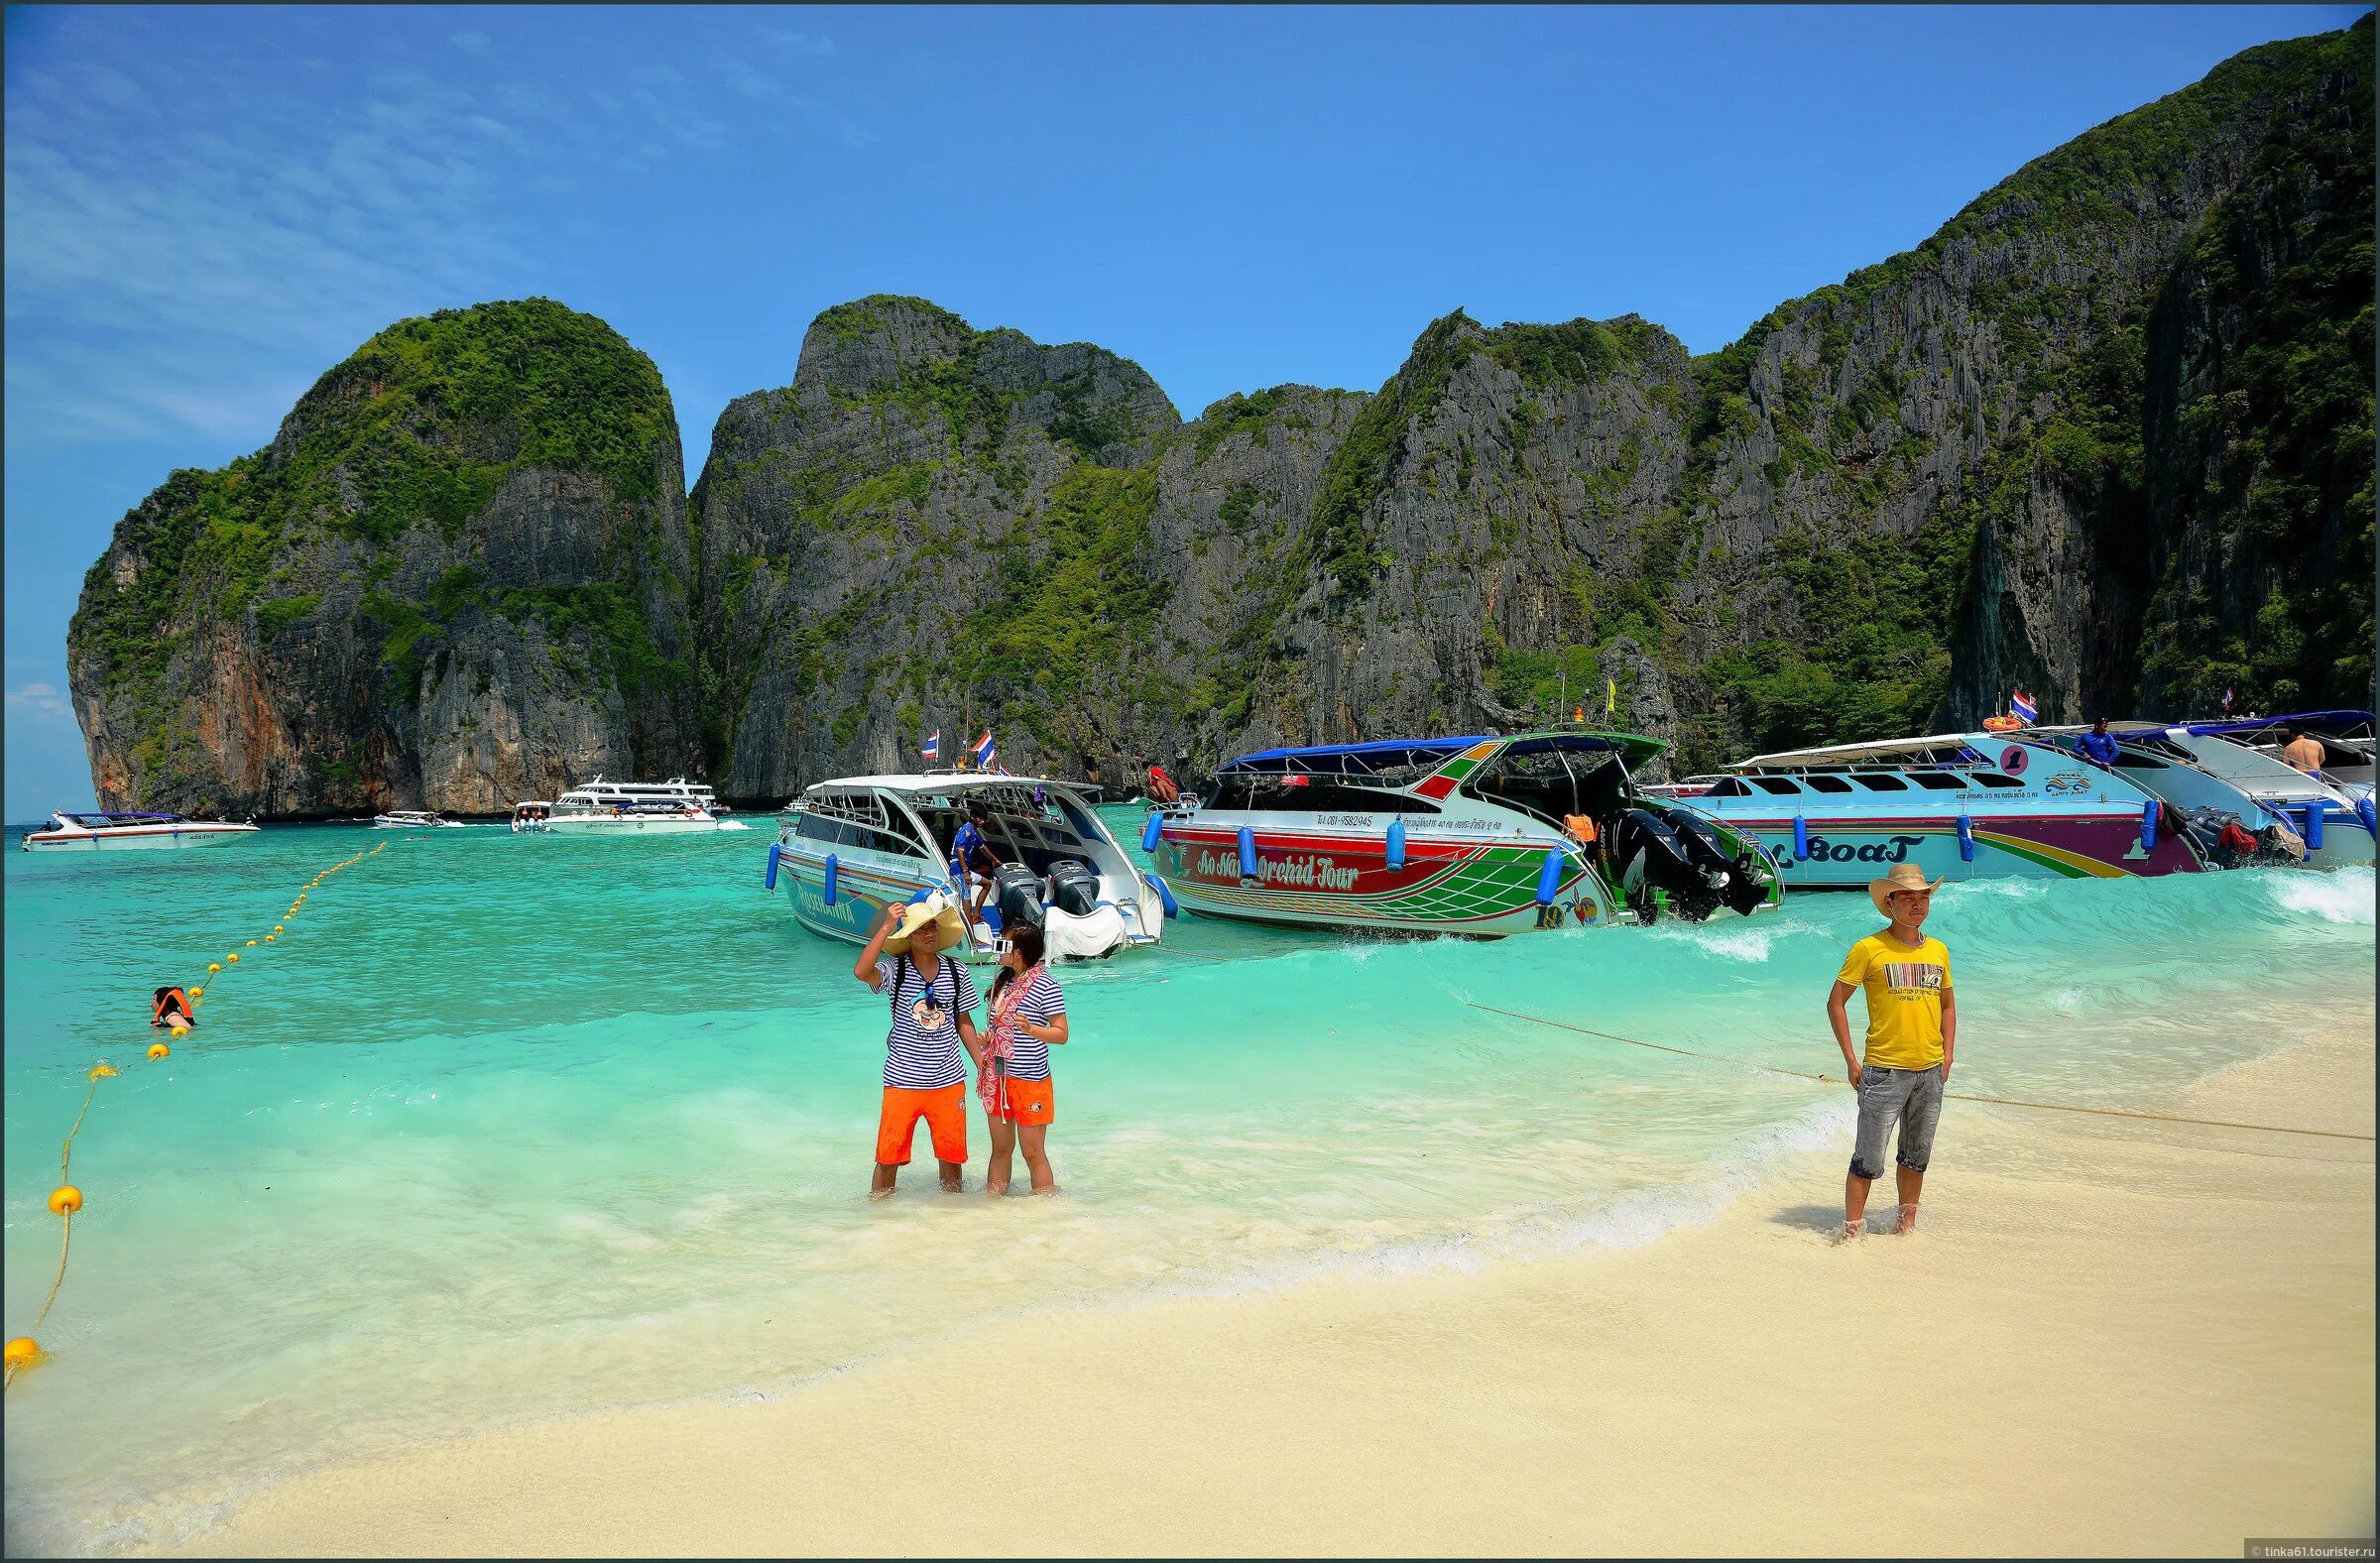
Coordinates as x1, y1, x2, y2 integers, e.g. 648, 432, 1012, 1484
2028, 720, 2373, 869
770, 772, 1168, 962
512, 801, 553, 834
372, 809, 464, 829
546, 778, 728, 835
22, 810, 260, 851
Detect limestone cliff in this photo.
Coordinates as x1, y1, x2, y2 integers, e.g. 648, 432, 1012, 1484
67, 300, 702, 815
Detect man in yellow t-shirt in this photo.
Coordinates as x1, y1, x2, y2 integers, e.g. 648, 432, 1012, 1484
1826, 862, 1957, 1239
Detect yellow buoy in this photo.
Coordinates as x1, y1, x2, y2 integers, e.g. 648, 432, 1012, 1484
273, 925, 285, 934
226, 953, 240, 964
149, 1041, 171, 1060
207, 962, 222, 973
245, 939, 257, 947
49, 1186, 82, 1214
189, 986, 204, 998
88, 1063, 117, 1079
265, 934, 277, 942
170, 1023, 189, 1038
4, 1337, 40, 1369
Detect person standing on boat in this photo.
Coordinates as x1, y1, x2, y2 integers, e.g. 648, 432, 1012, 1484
854, 895, 984, 1198
978, 923, 1069, 1195
2077, 717, 2123, 769
1827, 863, 1956, 1239
2282, 730, 2326, 775
954, 801, 1004, 917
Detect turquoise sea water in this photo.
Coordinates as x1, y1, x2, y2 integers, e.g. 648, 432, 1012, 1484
4, 815, 2373, 1553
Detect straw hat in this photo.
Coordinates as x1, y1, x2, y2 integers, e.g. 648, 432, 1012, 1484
884, 892, 967, 955
1868, 862, 1945, 916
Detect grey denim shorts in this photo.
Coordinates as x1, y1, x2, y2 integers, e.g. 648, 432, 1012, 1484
1850, 1064, 1945, 1179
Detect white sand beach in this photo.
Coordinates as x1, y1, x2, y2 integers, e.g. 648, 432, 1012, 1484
168, 1028, 2374, 1557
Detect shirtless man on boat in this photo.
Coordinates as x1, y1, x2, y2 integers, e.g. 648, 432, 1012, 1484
2282, 730, 2327, 775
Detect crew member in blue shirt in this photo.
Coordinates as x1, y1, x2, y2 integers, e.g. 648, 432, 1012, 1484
2078, 717, 2123, 768
954, 801, 1004, 916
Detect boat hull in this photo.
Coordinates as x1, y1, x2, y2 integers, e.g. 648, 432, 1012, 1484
776, 844, 1002, 963
1703, 810, 2202, 886
546, 815, 721, 836
1152, 824, 1610, 934
23, 824, 257, 851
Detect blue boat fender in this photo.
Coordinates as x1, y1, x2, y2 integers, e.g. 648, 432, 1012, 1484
1955, 814, 1975, 864
2140, 799, 2160, 853
1140, 814, 1164, 852
822, 853, 840, 905
1792, 815, 1809, 862
765, 840, 781, 890
2304, 801, 2325, 851
1535, 847, 1564, 907
1146, 873, 1179, 918
1386, 818, 1407, 872
2358, 795, 2376, 839
1238, 826, 1257, 883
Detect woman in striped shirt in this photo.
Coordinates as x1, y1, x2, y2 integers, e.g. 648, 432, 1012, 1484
978, 923, 1069, 1195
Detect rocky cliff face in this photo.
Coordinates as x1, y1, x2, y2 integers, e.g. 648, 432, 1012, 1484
71, 24, 2371, 812
68, 300, 702, 815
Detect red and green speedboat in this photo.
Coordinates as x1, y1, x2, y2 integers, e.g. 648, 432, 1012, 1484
1146, 731, 1784, 934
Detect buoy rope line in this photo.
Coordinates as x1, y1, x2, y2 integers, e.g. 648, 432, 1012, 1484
1461, 1001, 2377, 1145
4, 840, 391, 1388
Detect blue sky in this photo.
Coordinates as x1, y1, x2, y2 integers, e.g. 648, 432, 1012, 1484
4, 3, 2365, 817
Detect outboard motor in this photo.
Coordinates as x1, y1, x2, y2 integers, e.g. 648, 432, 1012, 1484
1609, 808, 1720, 923
992, 861, 1047, 928
1045, 858, 1100, 917
1652, 805, 1769, 917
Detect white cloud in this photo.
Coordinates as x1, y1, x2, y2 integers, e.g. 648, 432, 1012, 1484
6, 682, 70, 717
448, 30, 492, 58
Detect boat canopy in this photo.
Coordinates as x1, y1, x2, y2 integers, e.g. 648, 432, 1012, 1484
65, 811, 187, 824
2165, 709, 2374, 739
1222, 731, 1662, 776
1735, 733, 2005, 770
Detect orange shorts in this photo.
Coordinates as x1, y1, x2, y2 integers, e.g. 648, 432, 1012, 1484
877, 1083, 968, 1165
988, 1074, 1055, 1126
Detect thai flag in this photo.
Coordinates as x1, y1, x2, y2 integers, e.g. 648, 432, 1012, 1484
974, 730, 996, 770
921, 730, 939, 762
2010, 689, 2038, 725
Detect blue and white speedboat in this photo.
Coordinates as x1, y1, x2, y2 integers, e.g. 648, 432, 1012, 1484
1675, 732, 2205, 887
767, 772, 1168, 962
2029, 718, 2375, 869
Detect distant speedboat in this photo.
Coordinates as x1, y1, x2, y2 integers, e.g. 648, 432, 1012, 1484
372, 809, 463, 829
22, 810, 260, 852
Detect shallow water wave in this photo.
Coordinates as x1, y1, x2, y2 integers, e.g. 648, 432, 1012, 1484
4, 819, 2373, 1552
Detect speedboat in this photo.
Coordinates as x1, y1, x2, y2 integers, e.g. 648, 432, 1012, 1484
372, 809, 463, 829
770, 772, 1167, 962
22, 810, 260, 851
511, 801, 552, 834
546, 778, 731, 835
1149, 731, 1783, 932
1691, 732, 2205, 886
2025, 720, 2374, 869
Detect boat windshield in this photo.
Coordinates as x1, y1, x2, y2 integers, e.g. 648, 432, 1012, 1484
1458, 745, 1632, 829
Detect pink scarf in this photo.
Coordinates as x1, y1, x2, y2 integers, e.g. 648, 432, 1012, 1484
979, 964, 1048, 1116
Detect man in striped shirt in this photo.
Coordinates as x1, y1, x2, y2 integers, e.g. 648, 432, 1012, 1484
854, 897, 984, 1197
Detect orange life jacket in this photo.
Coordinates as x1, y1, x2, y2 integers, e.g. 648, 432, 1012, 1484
153, 986, 192, 1028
